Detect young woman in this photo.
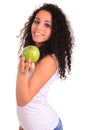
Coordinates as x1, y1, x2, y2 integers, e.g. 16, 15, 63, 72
16, 3, 74, 130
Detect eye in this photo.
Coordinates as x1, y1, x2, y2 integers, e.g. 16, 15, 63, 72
45, 23, 51, 28
33, 19, 39, 24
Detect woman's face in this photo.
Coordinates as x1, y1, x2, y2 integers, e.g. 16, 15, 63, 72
31, 10, 52, 47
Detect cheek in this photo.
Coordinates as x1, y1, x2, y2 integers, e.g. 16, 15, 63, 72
47, 30, 52, 38
31, 23, 35, 33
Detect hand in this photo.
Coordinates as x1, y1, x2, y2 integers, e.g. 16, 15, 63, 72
18, 56, 35, 74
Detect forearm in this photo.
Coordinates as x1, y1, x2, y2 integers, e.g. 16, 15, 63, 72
16, 72, 29, 106
16, 57, 35, 106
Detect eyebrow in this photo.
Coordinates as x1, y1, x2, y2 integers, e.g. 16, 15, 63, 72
35, 17, 52, 23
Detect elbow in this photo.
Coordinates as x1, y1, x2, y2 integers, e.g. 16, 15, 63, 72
16, 94, 31, 106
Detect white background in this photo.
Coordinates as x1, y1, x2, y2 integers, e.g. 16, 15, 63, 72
0, 0, 87, 130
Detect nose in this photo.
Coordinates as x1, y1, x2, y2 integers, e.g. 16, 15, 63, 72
36, 23, 43, 30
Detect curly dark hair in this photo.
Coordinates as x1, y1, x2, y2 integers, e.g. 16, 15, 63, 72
18, 3, 74, 79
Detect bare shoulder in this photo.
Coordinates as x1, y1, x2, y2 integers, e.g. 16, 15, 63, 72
35, 55, 57, 79
32, 55, 57, 82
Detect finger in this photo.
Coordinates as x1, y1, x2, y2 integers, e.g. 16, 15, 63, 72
31, 62, 35, 70
18, 56, 25, 72
24, 59, 32, 73
29, 62, 35, 72
20, 56, 25, 62
24, 62, 30, 73
25, 59, 31, 71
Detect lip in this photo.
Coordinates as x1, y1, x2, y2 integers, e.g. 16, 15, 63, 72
33, 31, 44, 37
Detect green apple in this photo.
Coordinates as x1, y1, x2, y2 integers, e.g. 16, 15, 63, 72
22, 45, 40, 62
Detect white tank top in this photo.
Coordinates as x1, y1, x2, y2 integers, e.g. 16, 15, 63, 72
17, 69, 59, 130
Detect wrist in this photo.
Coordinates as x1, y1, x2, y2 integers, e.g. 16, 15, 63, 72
17, 70, 29, 79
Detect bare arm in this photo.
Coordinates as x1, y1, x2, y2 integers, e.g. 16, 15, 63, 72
16, 55, 57, 106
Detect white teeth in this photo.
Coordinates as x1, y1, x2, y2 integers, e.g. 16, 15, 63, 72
35, 32, 42, 36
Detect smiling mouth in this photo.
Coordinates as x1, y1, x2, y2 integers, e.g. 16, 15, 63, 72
33, 32, 43, 37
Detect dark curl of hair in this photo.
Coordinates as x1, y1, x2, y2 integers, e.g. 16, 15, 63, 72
18, 3, 74, 79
